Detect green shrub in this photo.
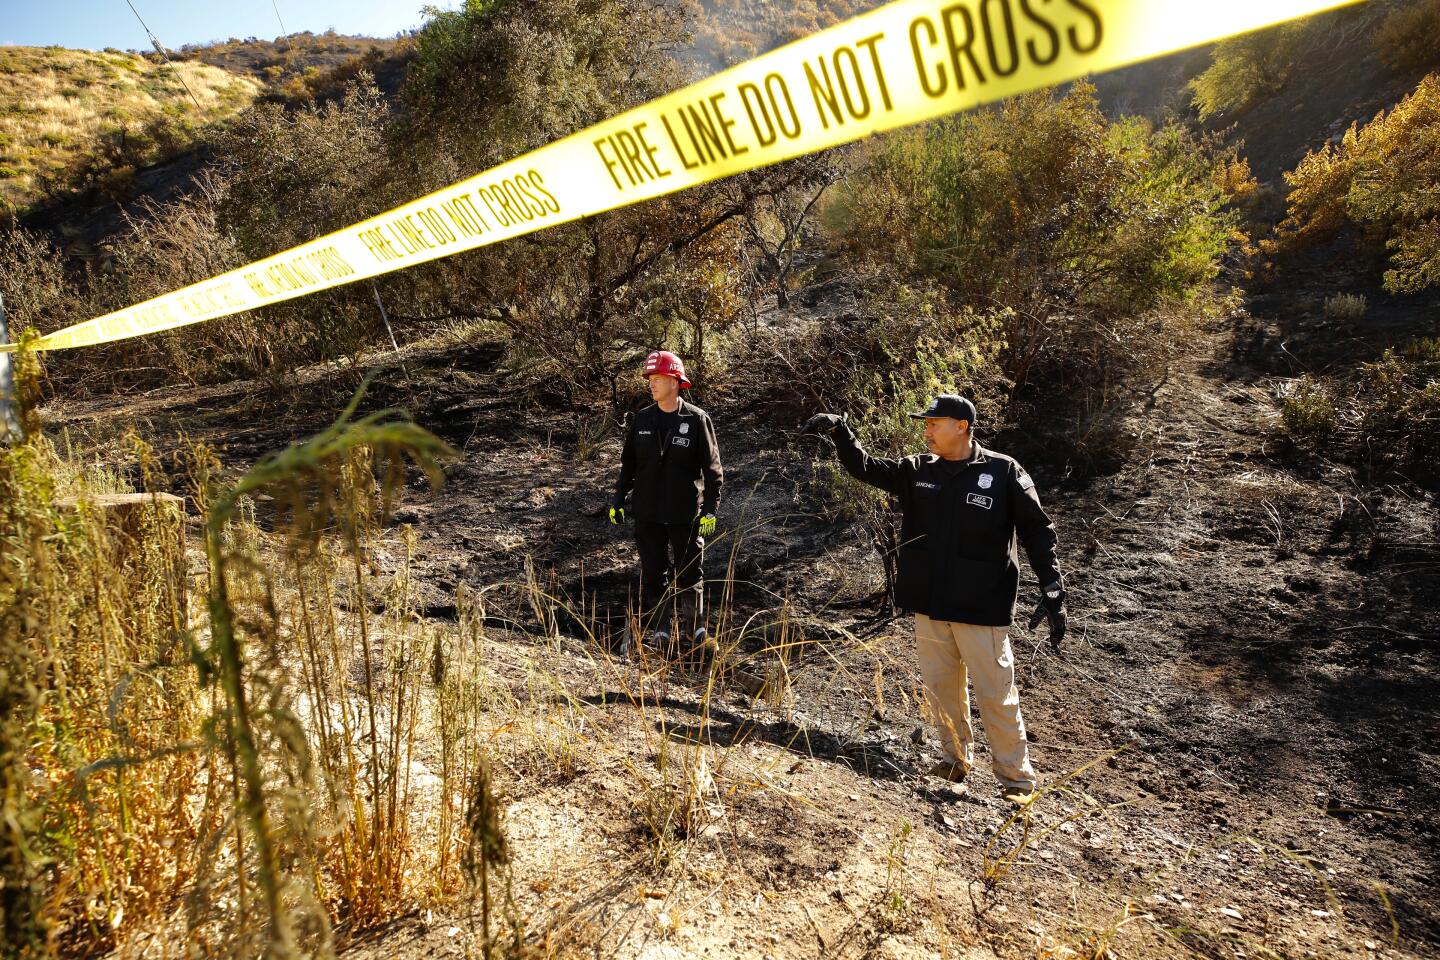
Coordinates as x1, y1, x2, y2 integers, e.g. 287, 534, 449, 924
827, 82, 1239, 398
1323, 292, 1367, 320
1283, 339, 1440, 473
1374, 0, 1440, 73
1188, 23, 1308, 119
742, 282, 1010, 435
1281, 376, 1337, 437
1279, 74, 1440, 293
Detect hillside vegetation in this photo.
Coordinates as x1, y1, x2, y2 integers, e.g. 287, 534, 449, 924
0, 4, 1437, 957
695, 0, 880, 65
176, 31, 404, 84
0, 47, 260, 216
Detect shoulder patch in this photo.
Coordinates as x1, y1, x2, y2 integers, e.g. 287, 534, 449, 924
1018, 471, 1034, 491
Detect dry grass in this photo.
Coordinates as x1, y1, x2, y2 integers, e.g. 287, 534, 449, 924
0, 357, 1411, 957
0, 47, 261, 213
1324, 292, 1368, 321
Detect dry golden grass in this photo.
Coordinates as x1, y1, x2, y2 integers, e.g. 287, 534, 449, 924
0, 47, 261, 213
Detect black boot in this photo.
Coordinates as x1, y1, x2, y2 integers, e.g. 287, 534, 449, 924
676, 593, 711, 670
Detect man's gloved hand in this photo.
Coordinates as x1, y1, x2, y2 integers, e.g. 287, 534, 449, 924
609, 506, 626, 525
798, 413, 844, 436
1027, 580, 1067, 649
698, 513, 717, 537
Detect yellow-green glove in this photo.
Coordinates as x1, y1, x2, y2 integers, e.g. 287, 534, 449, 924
698, 513, 717, 537
609, 506, 625, 525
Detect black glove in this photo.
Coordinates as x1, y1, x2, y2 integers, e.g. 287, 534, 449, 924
799, 413, 844, 436
1027, 580, 1067, 649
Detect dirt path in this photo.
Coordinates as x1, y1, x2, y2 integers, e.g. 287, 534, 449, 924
1012, 310, 1440, 957
41, 300, 1438, 959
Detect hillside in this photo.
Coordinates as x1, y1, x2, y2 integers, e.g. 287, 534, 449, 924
28, 270, 1439, 960
695, 0, 883, 66
0, 46, 260, 216
1, 3, 1438, 958
175, 31, 404, 85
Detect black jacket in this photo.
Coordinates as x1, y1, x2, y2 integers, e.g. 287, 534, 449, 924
614, 398, 723, 525
832, 423, 1060, 627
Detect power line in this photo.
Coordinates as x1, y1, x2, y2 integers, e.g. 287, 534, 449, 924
122, 0, 204, 112
270, 0, 289, 38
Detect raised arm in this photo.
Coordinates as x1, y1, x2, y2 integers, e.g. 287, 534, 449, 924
801, 414, 909, 498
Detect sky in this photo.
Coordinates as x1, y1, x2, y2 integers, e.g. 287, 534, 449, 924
0, 0, 460, 50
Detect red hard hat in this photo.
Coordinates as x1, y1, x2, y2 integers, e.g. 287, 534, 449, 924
644, 350, 691, 388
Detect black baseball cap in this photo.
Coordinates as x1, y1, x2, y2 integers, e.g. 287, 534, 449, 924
908, 394, 977, 426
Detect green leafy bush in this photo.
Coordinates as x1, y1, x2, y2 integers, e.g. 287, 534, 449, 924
827, 83, 1240, 398
1279, 74, 1440, 293
1281, 376, 1337, 437
1188, 23, 1308, 119
1323, 292, 1367, 321
1283, 338, 1440, 473
741, 282, 1010, 439
1374, 0, 1440, 73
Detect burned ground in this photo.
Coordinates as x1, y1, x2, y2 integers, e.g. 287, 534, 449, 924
41, 279, 1440, 959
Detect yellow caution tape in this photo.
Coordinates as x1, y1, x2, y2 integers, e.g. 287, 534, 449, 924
2, 0, 1363, 354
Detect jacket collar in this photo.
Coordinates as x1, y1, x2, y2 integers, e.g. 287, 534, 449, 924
651, 397, 695, 417
924, 442, 988, 467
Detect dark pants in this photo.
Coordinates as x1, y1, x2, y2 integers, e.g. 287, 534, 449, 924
634, 518, 704, 635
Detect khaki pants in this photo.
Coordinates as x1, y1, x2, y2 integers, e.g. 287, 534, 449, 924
914, 614, 1037, 791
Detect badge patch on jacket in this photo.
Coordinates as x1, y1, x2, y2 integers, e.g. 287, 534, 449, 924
977, 473, 993, 490
967, 493, 994, 509
679, 423, 690, 435
672, 437, 690, 447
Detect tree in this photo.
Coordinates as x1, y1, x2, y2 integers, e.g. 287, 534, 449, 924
738, 155, 838, 308
398, 0, 830, 399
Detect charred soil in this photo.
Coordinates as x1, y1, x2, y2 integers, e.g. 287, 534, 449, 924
41, 288, 1440, 959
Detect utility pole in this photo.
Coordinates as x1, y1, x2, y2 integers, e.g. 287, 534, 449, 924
0, 294, 21, 443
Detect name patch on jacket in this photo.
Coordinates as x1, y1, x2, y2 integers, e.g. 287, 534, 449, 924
967, 493, 994, 509
671, 437, 690, 447
914, 481, 939, 491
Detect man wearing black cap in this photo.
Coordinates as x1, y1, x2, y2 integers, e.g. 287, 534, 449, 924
801, 395, 1066, 804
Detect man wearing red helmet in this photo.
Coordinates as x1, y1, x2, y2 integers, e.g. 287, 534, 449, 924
612, 350, 723, 655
